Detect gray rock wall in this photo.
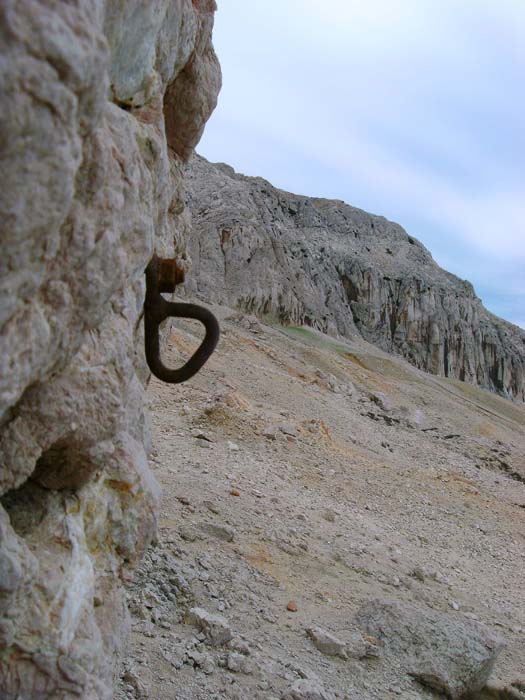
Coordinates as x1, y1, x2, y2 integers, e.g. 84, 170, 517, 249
0, 2, 220, 698
185, 156, 525, 401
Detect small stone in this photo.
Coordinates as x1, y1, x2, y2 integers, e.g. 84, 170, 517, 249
199, 522, 235, 542
287, 601, 298, 612
192, 430, 213, 442
227, 441, 239, 451
195, 437, 211, 448
306, 627, 347, 659
344, 630, 381, 659
186, 608, 232, 646
227, 652, 254, 674
282, 678, 330, 700
179, 527, 200, 542
451, 601, 460, 611
362, 635, 382, 658
187, 650, 215, 674
230, 638, 251, 655
344, 381, 355, 395
230, 489, 241, 497
327, 374, 340, 392
203, 500, 220, 514
227, 652, 243, 672
322, 509, 335, 523
411, 567, 426, 582
278, 423, 298, 437
261, 609, 278, 623
262, 427, 277, 440
370, 392, 393, 412
122, 669, 146, 697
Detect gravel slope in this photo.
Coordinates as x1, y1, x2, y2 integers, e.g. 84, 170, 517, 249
116, 306, 525, 700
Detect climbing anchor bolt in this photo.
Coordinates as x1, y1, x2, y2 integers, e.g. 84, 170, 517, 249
144, 255, 220, 383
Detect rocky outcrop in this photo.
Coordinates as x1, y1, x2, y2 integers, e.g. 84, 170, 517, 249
355, 598, 505, 699
185, 155, 525, 400
0, 2, 220, 699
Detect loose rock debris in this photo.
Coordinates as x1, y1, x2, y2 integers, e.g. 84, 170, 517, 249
116, 310, 525, 700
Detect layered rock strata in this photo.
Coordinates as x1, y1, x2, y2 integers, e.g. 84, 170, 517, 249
185, 155, 525, 400
0, 2, 220, 699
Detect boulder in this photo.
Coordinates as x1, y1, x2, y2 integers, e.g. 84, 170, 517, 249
355, 598, 505, 699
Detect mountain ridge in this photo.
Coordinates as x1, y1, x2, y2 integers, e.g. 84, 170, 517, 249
185, 154, 525, 401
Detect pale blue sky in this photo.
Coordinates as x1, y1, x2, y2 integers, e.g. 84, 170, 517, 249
199, 0, 525, 328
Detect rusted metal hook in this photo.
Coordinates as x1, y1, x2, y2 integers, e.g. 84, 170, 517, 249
144, 256, 220, 383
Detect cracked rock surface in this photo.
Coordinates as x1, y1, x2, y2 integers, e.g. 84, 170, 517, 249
0, 2, 220, 698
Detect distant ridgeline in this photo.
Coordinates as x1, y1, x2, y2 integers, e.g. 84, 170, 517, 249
185, 155, 525, 401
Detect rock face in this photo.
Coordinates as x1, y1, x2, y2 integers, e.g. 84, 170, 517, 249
185, 155, 525, 400
0, 2, 220, 699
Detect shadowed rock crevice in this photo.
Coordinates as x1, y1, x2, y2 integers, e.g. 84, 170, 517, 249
31, 437, 99, 491
1, 479, 50, 539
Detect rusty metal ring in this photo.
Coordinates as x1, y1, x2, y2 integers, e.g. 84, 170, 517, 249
144, 256, 220, 383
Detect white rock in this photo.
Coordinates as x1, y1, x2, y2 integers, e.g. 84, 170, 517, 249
227, 652, 254, 674
199, 522, 235, 543
263, 426, 277, 440
306, 627, 347, 659
187, 608, 233, 646
281, 678, 332, 700
186, 650, 215, 675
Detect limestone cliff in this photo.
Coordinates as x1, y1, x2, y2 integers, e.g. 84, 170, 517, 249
0, 2, 220, 699
185, 155, 525, 401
